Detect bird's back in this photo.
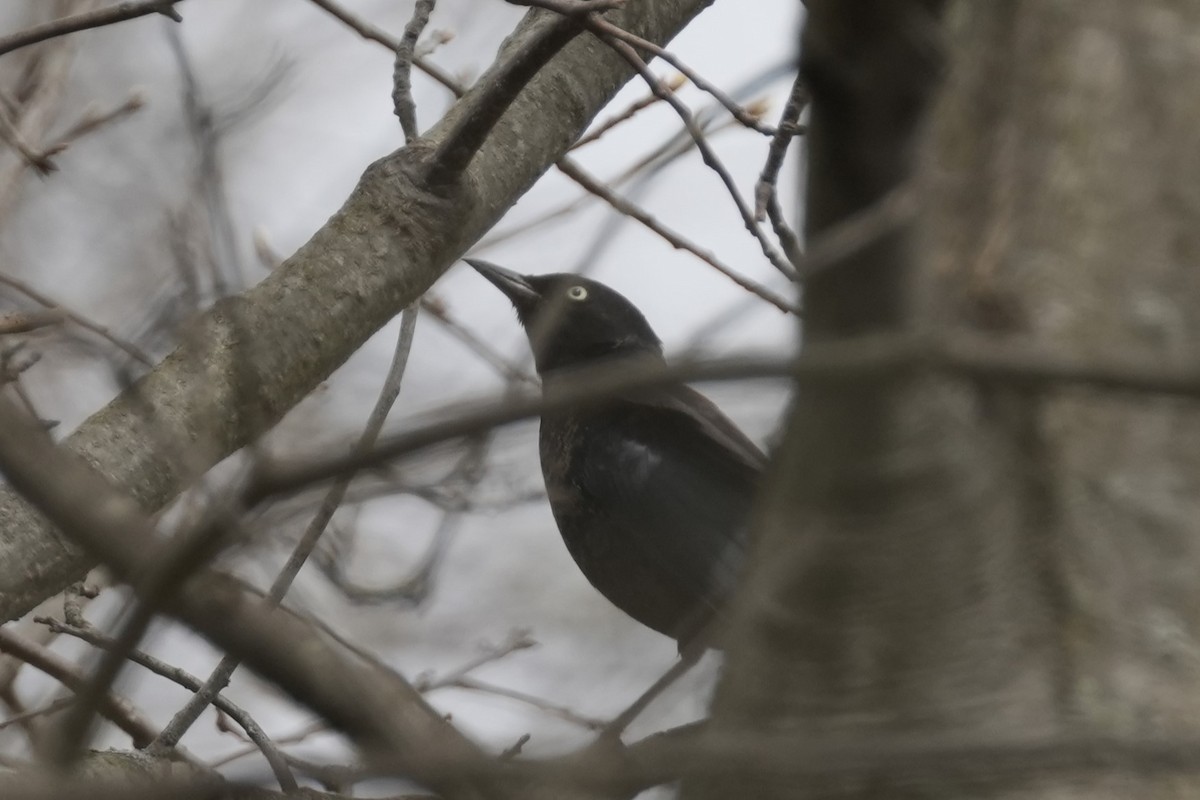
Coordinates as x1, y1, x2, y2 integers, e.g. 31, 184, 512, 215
539, 383, 764, 647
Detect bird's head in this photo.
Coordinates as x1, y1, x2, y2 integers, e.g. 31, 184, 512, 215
467, 258, 664, 375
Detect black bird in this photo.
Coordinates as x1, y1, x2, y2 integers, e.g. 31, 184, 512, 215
467, 259, 765, 650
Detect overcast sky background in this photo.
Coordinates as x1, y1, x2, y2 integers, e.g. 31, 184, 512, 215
1, 0, 801, 792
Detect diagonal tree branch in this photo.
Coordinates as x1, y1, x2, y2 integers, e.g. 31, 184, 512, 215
0, 393, 491, 800
0, 0, 186, 59
0, 0, 716, 624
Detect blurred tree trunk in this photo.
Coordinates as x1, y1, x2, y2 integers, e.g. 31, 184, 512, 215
691, 2, 1200, 797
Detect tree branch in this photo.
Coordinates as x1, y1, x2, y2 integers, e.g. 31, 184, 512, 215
251, 332, 1200, 503
0, 0, 187, 59
0, 0, 717, 624
0, 393, 491, 800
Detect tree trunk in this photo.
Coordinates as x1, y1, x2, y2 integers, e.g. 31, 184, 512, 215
691, 2, 1200, 797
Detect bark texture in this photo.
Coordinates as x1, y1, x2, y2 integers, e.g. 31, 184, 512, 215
928, 0, 1200, 737
691, 1, 1200, 797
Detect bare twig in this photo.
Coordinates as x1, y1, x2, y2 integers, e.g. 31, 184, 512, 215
306, 0, 398, 48
501, 733, 531, 759
0, 626, 159, 750
606, 48, 796, 278
208, 720, 326, 769
49, 503, 240, 766
0, 393, 493, 798
0, 309, 63, 335
166, 25, 243, 298
587, 13, 776, 135
305, 0, 463, 94
0, 23, 77, 222
393, 0, 436, 139
36, 617, 298, 792
555, 157, 797, 313
422, 296, 539, 385
316, 0, 587, 185
0, 92, 145, 174
253, 331, 1200, 502
755, 70, 806, 267
307, 0, 783, 315
0, 0, 186, 58
0, 697, 73, 733
150, 306, 421, 753
755, 71, 806, 220
280, 752, 364, 792
507, 0, 791, 291
44, 91, 145, 156
415, 629, 538, 691
600, 649, 701, 738
316, 434, 488, 607
0, 272, 154, 366
365, 725, 1200, 795
0, 106, 56, 173
478, 114, 742, 251
570, 74, 684, 150
446, 677, 607, 730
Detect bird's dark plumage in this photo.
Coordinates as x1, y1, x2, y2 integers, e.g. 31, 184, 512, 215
467, 259, 764, 650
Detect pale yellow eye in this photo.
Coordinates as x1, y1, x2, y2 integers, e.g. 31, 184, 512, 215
567, 286, 588, 301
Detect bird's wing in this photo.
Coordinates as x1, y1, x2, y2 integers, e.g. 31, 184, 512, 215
575, 384, 765, 613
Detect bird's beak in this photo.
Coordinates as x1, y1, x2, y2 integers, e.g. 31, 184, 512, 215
465, 258, 540, 309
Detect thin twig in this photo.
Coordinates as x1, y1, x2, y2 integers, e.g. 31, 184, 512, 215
166, 24, 243, 298
315, 434, 488, 606
49, 504, 240, 767
0, 105, 55, 173
307, 0, 781, 312
0, 309, 64, 335
570, 74, 684, 150
0, 696, 73, 733
252, 331, 1200, 502
600, 649, 700, 738
393, 0, 435, 139
0, 272, 153, 366
421, 296, 539, 385
587, 13, 775, 135
0, 627, 160, 750
44, 91, 145, 156
208, 720, 326, 769
754, 70, 807, 268
555, 157, 797, 313
281, 752, 364, 792
510, 0, 780, 138
605, 46, 796, 278
415, 630, 538, 691
36, 617, 298, 792
754, 71, 806, 220
0, 0, 186, 58
150, 305, 421, 753
476, 115, 741, 251
0, 24, 75, 222
0, 397, 493, 800
575, 13, 798, 278
0, 92, 145, 174
305, 0, 463, 94
446, 676, 607, 730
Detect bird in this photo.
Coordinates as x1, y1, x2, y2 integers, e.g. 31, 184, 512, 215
466, 258, 766, 651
